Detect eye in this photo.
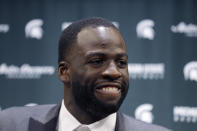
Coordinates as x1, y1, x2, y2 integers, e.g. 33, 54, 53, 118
117, 59, 128, 68
88, 58, 104, 66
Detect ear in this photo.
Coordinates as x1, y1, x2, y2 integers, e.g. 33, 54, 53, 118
58, 61, 71, 83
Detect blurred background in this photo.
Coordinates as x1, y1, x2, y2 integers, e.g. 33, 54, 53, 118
0, 0, 197, 130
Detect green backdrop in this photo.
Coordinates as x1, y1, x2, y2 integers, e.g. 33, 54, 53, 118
0, 0, 197, 130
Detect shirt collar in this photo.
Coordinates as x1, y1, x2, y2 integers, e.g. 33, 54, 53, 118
57, 100, 117, 131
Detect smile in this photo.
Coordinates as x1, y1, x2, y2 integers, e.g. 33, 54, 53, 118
101, 87, 120, 92
96, 86, 120, 94
95, 83, 121, 96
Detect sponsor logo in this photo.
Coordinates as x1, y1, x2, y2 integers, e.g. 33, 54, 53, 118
174, 106, 197, 123
171, 22, 197, 37
128, 63, 165, 80
184, 61, 197, 82
136, 19, 155, 40
61, 21, 119, 30
0, 63, 55, 79
135, 103, 154, 123
25, 19, 44, 39
0, 24, 10, 33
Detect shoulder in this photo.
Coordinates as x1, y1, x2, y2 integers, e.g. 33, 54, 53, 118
0, 104, 58, 130
0, 104, 57, 119
117, 112, 172, 131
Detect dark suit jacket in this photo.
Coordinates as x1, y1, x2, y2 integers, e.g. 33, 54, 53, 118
0, 104, 172, 131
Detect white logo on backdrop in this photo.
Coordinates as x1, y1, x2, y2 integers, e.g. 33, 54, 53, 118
0, 63, 55, 79
0, 24, 10, 33
135, 103, 154, 123
61, 21, 119, 31
136, 19, 155, 40
174, 106, 197, 123
112, 22, 119, 28
25, 19, 43, 39
171, 22, 197, 37
25, 103, 38, 107
61, 22, 73, 30
128, 63, 165, 80
184, 61, 197, 82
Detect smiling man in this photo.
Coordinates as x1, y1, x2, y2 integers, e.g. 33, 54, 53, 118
58, 22, 129, 125
0, 17, 172, 131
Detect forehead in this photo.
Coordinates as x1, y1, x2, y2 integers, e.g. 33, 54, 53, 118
76, 26, 126, 52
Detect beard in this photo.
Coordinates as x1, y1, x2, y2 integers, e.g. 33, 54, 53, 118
71, 79, 129, 119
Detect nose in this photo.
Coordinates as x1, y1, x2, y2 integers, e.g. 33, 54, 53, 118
102, 61, 121, 80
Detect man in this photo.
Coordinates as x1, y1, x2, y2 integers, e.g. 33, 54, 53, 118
0, 17, 172, 131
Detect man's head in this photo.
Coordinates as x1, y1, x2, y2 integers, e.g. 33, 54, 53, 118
58, 17, 129, 121
58, 17, 118, 63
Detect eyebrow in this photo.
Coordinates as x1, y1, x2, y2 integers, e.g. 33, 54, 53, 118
86, 52, 105, 59
117, 53, 128, 58
86, 52, 128, 59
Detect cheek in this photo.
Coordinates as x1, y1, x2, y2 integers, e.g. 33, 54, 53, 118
72, 67, 95, 87
83, 70, 102, 92
121, 68, 129, 78
84, 72, 98, 87
121, 69, 130, 87
126, 71, 129, 81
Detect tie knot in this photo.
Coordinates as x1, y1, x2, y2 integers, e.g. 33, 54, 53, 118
73, 125, 91, 131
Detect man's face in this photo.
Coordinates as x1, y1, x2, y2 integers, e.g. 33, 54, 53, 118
69, 26, 129, 117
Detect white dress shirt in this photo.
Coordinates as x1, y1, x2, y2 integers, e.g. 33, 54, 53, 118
57, 100, 117, 131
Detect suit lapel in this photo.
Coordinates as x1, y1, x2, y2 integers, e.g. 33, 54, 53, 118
28, 117, 58, 131
28, 104, 61, 131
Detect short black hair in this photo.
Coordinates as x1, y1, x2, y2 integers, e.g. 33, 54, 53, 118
58, 17, 118, 63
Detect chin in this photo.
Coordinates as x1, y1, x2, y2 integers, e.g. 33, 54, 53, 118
97, 99, 121, 108
85, 96, 123, 118
86, 104, 118, 118
71, 80, 128, 118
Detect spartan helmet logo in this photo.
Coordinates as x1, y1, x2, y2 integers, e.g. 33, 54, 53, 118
61, 22, 72, 30
184, 61, 197, 82
25, 19, 43, 39
136, 19, 155, 40
135, 103, 154, 123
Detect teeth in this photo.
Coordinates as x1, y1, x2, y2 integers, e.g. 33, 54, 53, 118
101, 87, 119, 93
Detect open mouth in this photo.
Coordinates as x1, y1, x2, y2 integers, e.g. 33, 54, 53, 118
95, 83, 121, 97
96, 86, 120, 94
